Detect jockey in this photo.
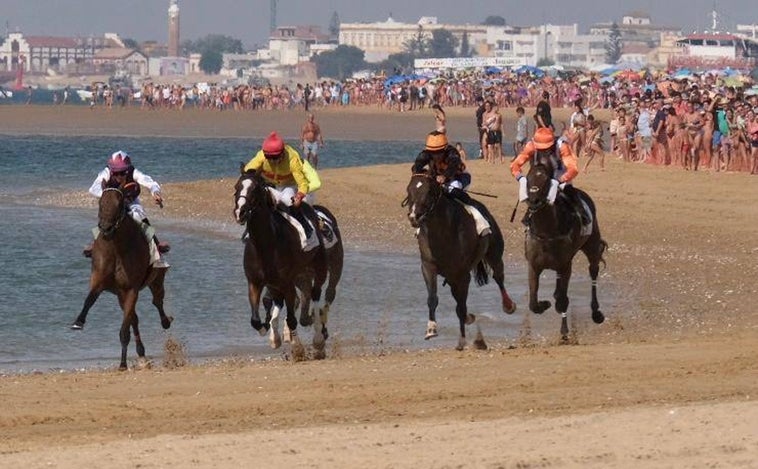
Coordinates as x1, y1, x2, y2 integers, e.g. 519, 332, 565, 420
87, 150, 169, 268
412, 131, 471, 204
510, 127, 589, 225
243, 131, 315, 239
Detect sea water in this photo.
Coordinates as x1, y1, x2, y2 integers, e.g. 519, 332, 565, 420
0, 135, 601, 373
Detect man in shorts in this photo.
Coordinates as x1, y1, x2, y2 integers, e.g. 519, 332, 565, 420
301, 112, 325, 168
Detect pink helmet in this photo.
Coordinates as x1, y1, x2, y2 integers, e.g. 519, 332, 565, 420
108, 150, 132, 172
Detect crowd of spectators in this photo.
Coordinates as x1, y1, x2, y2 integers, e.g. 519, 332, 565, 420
82, 68, 758, 174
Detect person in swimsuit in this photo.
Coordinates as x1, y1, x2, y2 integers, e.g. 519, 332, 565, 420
301, 113, 325, 168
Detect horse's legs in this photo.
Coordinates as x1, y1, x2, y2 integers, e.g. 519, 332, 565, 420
71, 277, 105, 329
319, 244, 344, 343
450, 278, 485, 351
117, 290, 138, 371
488, 252, 516, 314
284, 285, 306, 361
247, 280, 267, 335
131, 313, 146, 363
421, 261, 439, 339
148, 269, 172, 329
582, 234, 606, 325
268, 295, 283, 349
528, 264, 551, 314
554, 265, 572, 342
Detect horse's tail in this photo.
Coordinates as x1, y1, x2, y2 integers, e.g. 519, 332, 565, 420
473, 260, 490, 287
599, 237, 609, 271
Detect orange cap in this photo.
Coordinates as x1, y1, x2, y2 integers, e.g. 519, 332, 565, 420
533, 128, 555, 150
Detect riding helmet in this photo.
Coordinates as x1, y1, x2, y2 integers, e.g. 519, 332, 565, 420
533, 128, 555, 150
262, 131, 285, 158
108, 150, 132, 172
425, 131, 447, 152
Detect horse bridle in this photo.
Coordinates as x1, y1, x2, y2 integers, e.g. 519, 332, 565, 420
98, 187, 127, 237
404, 173, 442, 224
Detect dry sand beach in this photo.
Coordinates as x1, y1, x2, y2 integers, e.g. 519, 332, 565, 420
1, 106, 757, 468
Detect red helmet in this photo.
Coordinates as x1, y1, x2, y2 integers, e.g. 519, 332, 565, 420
262, 131, 285, 158
108, 150, 132, 172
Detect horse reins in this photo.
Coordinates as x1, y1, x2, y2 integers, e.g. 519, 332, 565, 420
98, 187, 127, 236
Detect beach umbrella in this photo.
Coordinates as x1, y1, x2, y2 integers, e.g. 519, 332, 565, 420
484, 66, 502, 75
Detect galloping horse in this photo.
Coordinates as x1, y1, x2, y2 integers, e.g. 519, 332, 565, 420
233, 169, 329, 360
523, 151, 608, 341
405, 172, 516, 350
71, 184, 173, 370
293, 204, 343, 338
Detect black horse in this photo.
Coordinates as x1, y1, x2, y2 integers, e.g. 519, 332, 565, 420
405, 172, 516, 350
233, 169, 329, 360
523, 152, 608, 342
263, 204, 344, 359
71, 185, 173, 370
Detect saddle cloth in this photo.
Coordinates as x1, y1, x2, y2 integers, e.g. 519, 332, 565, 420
278, 211, 320, 252
314, 209, 338, 249
454, 200, 491, 236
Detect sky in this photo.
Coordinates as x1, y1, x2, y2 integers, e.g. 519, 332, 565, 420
1, 0, 757, 49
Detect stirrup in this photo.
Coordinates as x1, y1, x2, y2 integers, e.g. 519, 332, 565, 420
157, 242, 171, 254
83, 244, 93, 258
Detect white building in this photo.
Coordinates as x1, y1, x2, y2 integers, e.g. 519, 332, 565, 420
486, 24, 607, 68
268, 25, 330, 66
339, 16, 487, 63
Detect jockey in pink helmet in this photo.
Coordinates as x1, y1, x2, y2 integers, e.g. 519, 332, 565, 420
86, 150, 169, 268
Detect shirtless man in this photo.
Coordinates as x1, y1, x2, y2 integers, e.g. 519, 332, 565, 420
483, 101, 504, 164
683, 102, 704, 171
301, 113, 325, 168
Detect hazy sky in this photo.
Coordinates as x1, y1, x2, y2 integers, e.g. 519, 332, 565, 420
2, 0, 757, 48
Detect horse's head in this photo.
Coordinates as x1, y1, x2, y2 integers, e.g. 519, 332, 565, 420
405, 172, 441, 228
98, 187, 127, 238
525, 149, 556, 213
233, 168, 272, 224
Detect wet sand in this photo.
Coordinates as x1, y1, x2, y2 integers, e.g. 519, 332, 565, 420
1, 105, 757, 468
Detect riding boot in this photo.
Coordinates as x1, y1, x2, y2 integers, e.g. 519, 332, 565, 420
449, 187, 472, 205
562, 185, 590, 225
289, 206, 314, 239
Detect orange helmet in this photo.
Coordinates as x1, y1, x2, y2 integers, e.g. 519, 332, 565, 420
425, 131, 448, 152
533, 128, 555, 150
262, 131, 285, 158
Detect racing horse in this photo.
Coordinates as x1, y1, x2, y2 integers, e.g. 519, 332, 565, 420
405, 172, 517, 351
71, 184, 173, 370
262, 204, 343, 359
233, 168, 329, 360
523, 150, 608, 342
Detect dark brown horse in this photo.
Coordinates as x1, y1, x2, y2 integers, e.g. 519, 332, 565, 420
71, 186, 173, 370
405, 172, 516, 350
263, 204, 344, 359
233, 169, 329, 360
523, 151, 608, 342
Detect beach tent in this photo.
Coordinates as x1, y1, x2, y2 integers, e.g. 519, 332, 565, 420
513, 65, 544, 77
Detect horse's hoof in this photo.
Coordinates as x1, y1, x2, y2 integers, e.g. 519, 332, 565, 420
503, 302, 517, 315
465, 313, 476, 325
299, 314, 314, 327
313, 349, 326, 360
118, 364, 128, 371
322, 326, 329, 341
270, 333, 281, 349
70, 322, 84, 330
592, 310, 605, 324
162, 316, 173, 329
473, 339, 488, 350
424, 331, 438, 340
531, 301, 551, 314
